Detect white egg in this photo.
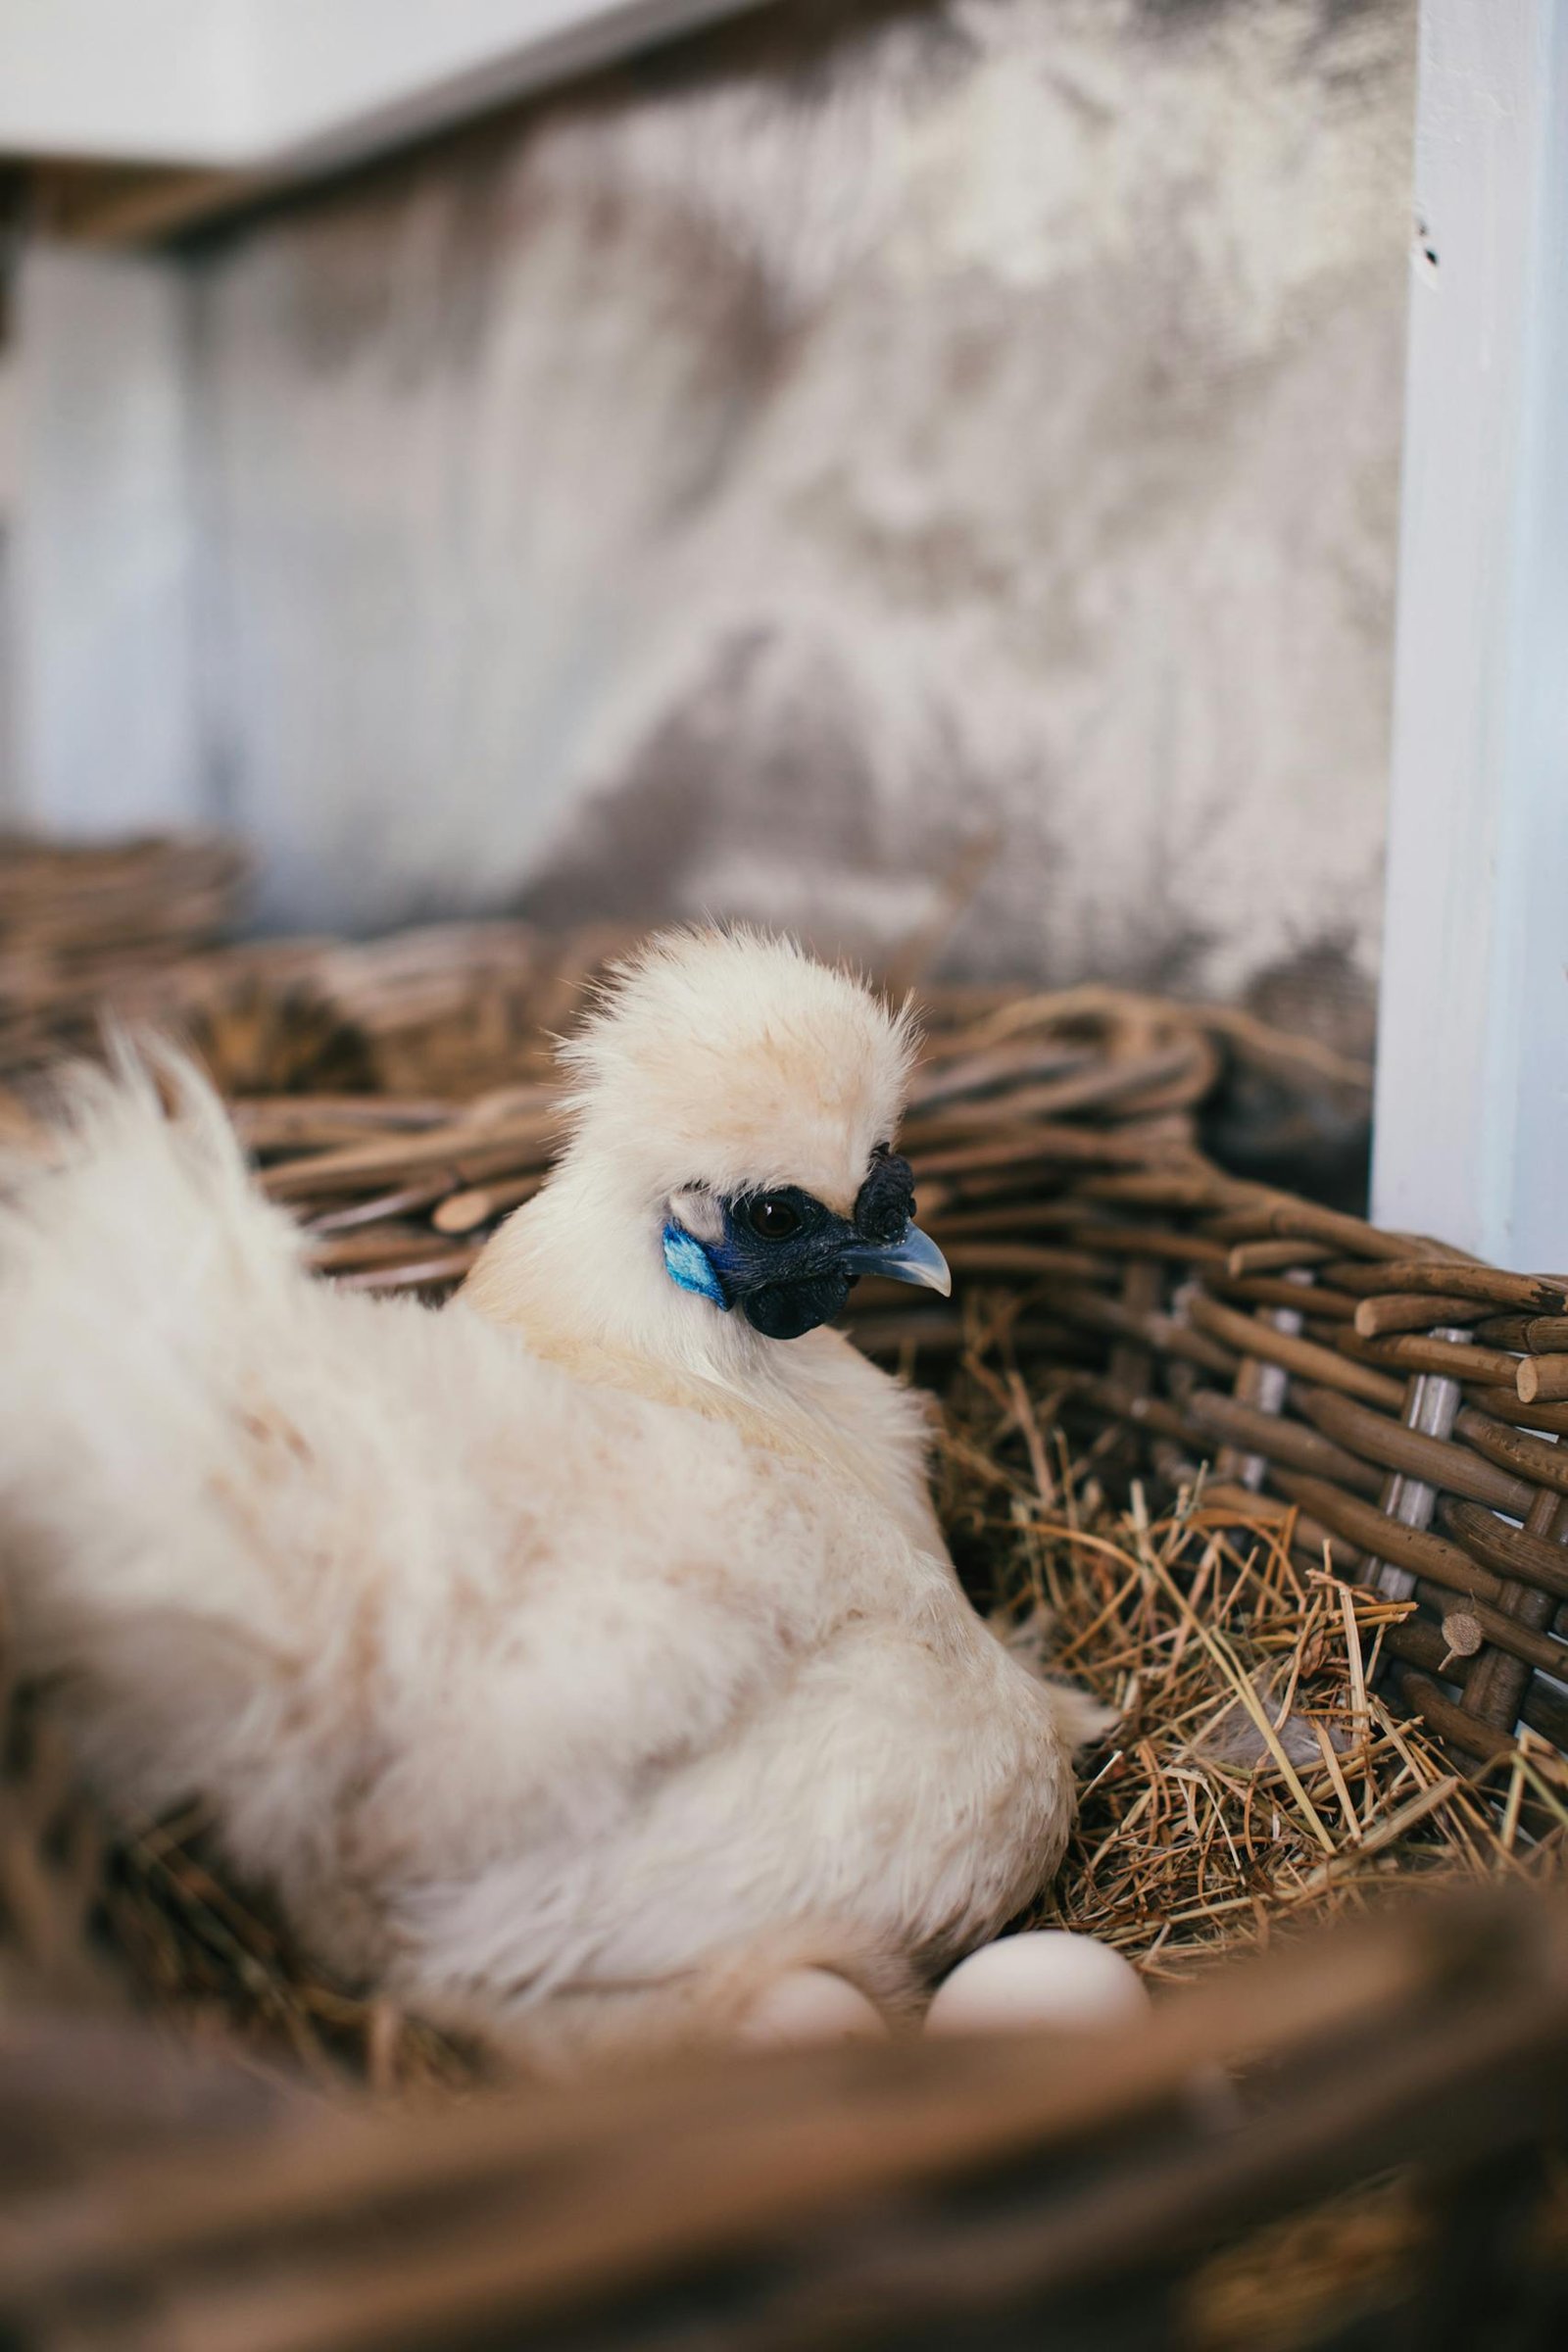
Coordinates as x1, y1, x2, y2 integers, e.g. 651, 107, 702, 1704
734, 1968, 890, 2048
924, 1932, 1150, 2037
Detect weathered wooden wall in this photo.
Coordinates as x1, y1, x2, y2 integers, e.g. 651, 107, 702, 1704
17, 0, 1419, 1041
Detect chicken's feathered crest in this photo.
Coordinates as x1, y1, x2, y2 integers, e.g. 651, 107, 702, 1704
557, 928, 917, 1213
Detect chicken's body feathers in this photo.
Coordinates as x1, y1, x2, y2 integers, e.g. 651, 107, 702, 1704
0, 1037, 1079, 2065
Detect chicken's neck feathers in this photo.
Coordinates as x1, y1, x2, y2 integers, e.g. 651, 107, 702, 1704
462, 1158, 908, 1508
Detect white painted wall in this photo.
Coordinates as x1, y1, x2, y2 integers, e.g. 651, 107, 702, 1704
3, 0, 1416, 1057
1371, 0, 1568, 1267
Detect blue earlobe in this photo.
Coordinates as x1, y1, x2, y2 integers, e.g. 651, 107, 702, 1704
662, 1222, 730, 1309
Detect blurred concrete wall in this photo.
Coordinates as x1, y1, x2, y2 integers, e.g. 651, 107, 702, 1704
36, 0, 1422, 1040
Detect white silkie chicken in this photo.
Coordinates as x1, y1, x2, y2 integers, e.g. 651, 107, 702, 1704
0, 929, 1099, 2069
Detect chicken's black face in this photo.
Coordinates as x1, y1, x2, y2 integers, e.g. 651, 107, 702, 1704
662, 1146, 951, 1341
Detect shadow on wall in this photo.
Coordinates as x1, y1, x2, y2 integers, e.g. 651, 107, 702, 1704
176, 0, 1412, 1054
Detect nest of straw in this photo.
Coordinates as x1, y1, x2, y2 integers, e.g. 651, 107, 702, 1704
3, 837, 1568, 2348
3, 845, 1547, 2069
948, 1433, 1533, 1977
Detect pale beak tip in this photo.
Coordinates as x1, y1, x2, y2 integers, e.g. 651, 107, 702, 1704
904, 1222, 953, 1298
843, 1222, 952, 1298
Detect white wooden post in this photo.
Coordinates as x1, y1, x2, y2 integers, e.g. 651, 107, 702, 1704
1372, 0, 1568, 1270
6, 245, 205, 834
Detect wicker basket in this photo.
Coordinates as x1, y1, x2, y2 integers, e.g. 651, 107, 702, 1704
4, 836, 1568, 2347
1, 1886, 1566, 2349
969, 1164, 1568, 1778
0, 832, 249, 1076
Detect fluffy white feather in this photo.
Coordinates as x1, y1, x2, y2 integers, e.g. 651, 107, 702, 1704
0, 932, 1093, 2068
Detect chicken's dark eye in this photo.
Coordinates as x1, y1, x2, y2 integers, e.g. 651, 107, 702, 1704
746, 1195, 803, 1242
